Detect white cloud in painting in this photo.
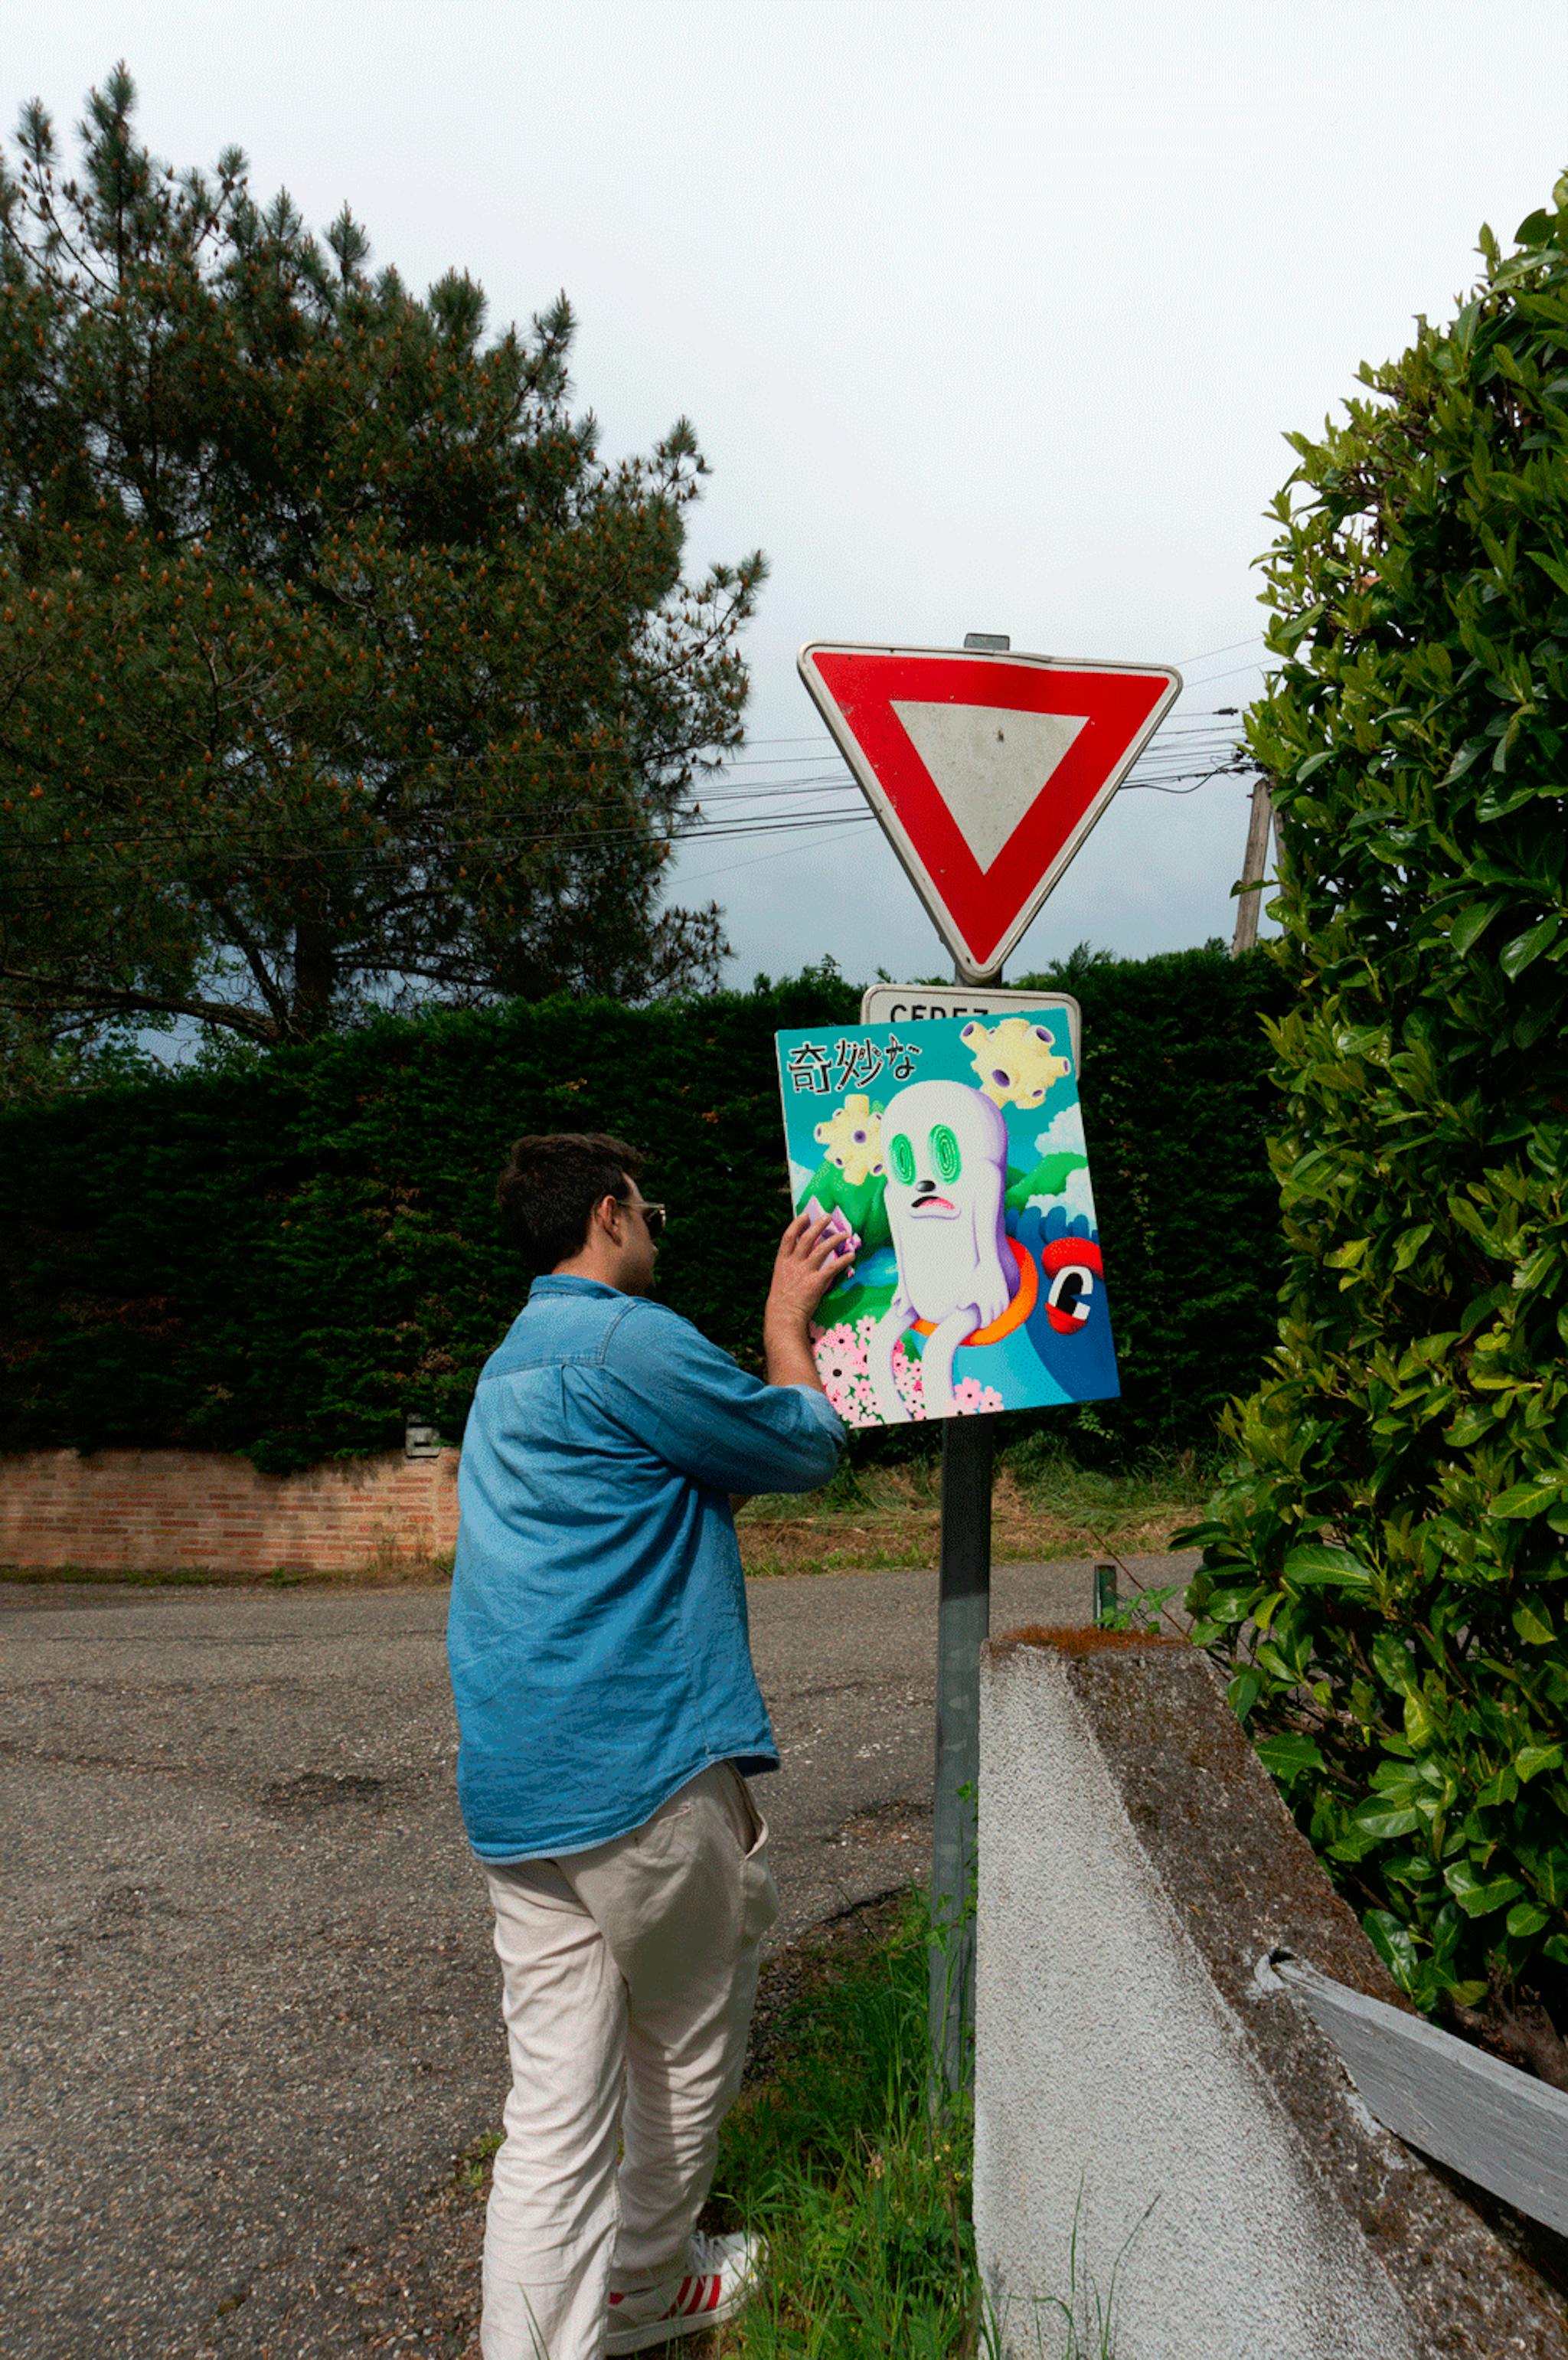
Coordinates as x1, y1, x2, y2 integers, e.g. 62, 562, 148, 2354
1034, 1105, 1087, 1160
1031, 1103, 1096, 1229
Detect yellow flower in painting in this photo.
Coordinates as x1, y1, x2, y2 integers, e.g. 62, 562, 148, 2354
962, 1017, 1072, 1110
813, 1093, 884, 1185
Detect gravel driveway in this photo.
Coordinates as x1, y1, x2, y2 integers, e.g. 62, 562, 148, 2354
0, 1553, 1194, 2358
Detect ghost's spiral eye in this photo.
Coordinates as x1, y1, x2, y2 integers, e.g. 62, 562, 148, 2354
930, 1123, 962, 1184
889, 1132, 916, 1185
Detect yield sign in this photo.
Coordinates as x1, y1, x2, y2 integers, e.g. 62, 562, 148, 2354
798, 642, 1181, 979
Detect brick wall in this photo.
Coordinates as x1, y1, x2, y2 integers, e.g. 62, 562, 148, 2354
0, 1446, 461, 1576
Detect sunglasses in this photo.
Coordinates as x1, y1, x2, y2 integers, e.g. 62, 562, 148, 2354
628, 1198, 667, 1240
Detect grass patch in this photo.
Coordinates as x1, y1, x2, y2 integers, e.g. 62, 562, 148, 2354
0, 1550, 455, 1590
0, 1561, 234, 1587
707, 1894, 1138, 2355
705, 1891, 984, 2357
735, 1446, 1215, 1580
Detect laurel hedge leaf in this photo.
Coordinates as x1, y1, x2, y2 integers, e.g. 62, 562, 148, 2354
1184, 178, 1568, 2031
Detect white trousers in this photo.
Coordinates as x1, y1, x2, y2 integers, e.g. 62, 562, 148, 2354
481, 1762, 779, 2360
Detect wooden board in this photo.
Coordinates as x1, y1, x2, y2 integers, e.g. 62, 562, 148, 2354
1272, 1953, 1568, 2237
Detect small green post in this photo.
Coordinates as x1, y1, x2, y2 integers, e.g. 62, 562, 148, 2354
1093, 1561, 1118, 1625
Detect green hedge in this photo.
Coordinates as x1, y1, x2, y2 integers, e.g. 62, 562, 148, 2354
0, 949, 1285, 1472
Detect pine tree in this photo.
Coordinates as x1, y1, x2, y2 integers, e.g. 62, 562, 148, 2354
0, 67, 764, 1064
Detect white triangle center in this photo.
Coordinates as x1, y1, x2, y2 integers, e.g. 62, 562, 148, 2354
890, 700, 1089, 872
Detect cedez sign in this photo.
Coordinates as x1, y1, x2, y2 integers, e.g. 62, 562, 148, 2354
859, 982, 1081, 1065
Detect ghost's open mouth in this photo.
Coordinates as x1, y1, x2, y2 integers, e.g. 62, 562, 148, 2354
910, 1195, 956, 1215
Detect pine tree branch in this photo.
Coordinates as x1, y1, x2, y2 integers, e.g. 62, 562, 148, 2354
0, 963, 279, 1043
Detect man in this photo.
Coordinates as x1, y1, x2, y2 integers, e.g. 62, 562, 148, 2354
447, 1131, 848, 2359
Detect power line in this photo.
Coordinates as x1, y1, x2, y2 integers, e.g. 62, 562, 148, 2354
2, 680, 1256, 902
7, 756, 1254, 868
5, 714, 1247, 808
0, 711, 1246, 803
1175, 659, 1268, 691
1176, 633, 1265, 668
3, 760, 1259, 912
677, 819, 874, 888
7, 726, 1252, 845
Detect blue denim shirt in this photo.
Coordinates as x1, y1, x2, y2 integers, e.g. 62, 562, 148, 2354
447, 1275, 844, 1861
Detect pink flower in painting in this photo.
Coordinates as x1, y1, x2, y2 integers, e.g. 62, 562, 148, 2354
890, 1340, 926, 1420
952, 1379, 1004, 1416
818, 1343, 867, 1394
819, 1321, 869, 1378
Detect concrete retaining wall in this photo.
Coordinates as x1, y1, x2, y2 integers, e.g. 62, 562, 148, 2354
975, 1629, 1568, 2360
0, 1446, 460, 1576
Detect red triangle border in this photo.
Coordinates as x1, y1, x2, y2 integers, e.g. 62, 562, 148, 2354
802, 647, 1180, 972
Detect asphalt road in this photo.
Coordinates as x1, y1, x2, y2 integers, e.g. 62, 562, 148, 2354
0, 1554, 1194, 2360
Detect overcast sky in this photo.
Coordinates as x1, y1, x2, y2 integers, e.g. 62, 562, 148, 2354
13, 2, 1568, 986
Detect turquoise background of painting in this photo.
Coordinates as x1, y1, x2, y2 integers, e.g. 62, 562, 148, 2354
773, 1011, 1120, 1425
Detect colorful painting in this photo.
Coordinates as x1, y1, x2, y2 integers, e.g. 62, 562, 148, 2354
773, 1012, 1119, 1426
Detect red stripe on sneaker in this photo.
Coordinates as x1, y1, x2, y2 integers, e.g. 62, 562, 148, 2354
700, 2276, 722, 2313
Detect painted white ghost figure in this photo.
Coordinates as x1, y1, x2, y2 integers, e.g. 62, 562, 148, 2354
868, 1080, 1015, 1421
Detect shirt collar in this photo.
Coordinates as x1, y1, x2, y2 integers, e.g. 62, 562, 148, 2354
528, 1273, 626, 1302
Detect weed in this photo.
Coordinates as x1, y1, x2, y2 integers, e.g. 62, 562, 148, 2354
1001, 2185, 1152, 2358
456, 2130, 503, 2195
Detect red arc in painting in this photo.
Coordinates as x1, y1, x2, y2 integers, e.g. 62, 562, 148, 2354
799, 643, 1181, 978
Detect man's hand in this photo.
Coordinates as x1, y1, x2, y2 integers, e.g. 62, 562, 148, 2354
763, 1211, 855, 1391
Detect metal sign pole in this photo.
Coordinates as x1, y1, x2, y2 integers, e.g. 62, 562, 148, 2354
929, 922, 1002, 2106
929, 1384, 995, 2103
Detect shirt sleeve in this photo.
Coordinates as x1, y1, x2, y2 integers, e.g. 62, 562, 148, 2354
602, 1301, 844, 1495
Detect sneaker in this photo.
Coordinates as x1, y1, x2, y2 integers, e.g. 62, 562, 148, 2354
604, 2230, 763, 2352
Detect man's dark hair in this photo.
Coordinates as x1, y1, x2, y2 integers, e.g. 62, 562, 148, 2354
496, 1133, 645, 1267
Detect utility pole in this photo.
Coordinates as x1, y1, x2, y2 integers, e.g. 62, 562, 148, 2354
1231, 773, 1275, 956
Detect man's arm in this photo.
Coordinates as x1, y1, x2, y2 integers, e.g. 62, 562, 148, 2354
603, 1213, 851, 1501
